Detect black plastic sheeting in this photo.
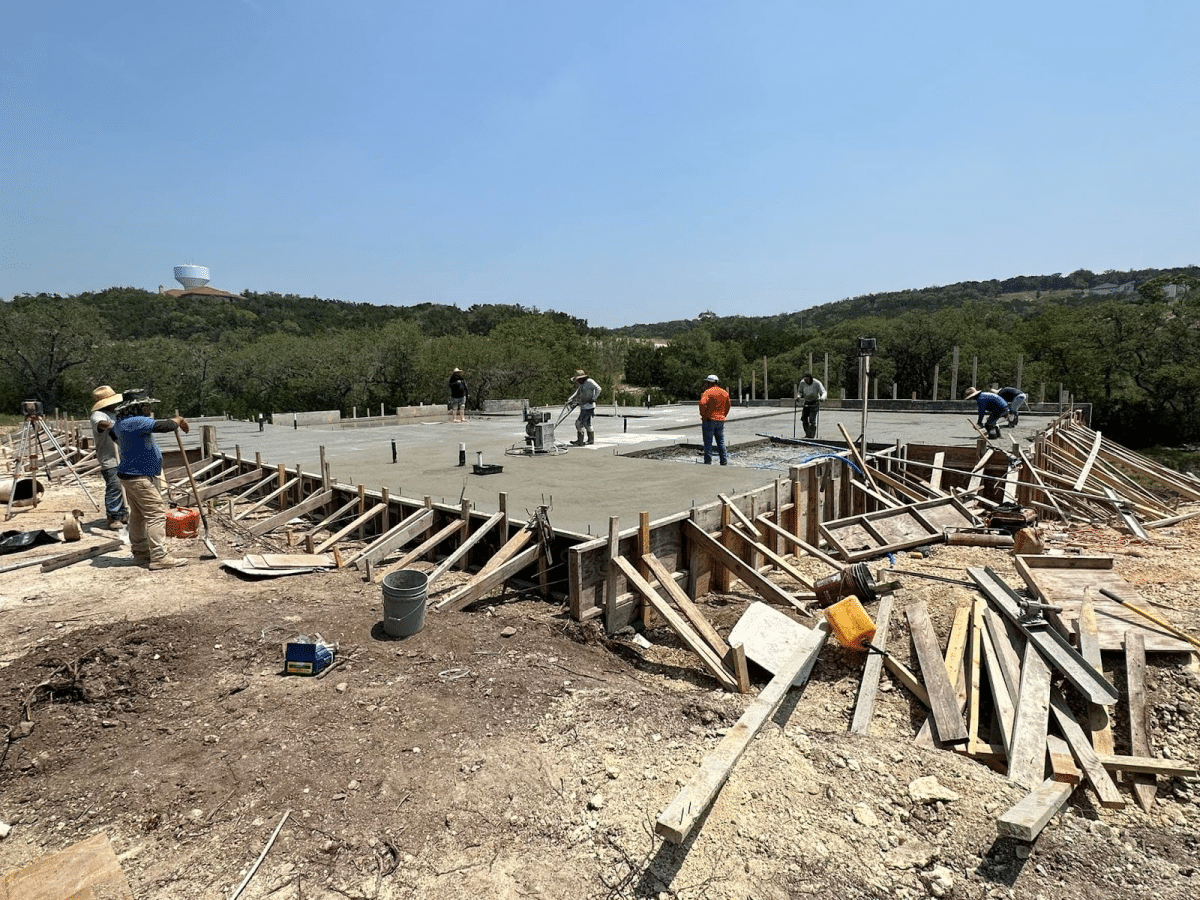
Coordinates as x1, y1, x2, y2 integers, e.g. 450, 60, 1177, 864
0, 530, 62, 555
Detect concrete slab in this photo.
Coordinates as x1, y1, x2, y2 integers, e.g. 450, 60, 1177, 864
174, 404, 1049, 537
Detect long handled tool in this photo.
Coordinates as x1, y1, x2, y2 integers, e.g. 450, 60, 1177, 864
175, 429, 218, 558
1099, 587, 1200, 651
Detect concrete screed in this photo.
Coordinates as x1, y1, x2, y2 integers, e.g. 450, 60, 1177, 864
180, 404, 1045, 537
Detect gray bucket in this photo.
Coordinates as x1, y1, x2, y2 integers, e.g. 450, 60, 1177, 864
382, 569, 428, 637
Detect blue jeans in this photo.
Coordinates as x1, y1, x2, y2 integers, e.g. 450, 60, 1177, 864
101, 466, 128, 520
702, 420, 727, 465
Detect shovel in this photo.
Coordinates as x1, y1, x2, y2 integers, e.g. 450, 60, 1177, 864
174, 429, 218, 558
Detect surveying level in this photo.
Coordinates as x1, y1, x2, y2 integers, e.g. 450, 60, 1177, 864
5, 400, 97, 520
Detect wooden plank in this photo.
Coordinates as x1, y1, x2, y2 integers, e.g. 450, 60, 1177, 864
914, 604, 970, 749
1077, 602, 1115, 754
850, 595, 894, 735
379, 518, 465, 581
614, 556, 739, 692
996, 778, 1075, 841
258, 553, 336, 568
683, 520, 806, 614
427, 512, 504, 588
436, 544, 540, 611
247, 488, 335, 536
1049, 689, 1125, 809
978, 619, 1016, 757
730, 521, 815, 593
1008, 644, 1052, 791
303, 495, 362, 541
928, 451, 945, 492
40, 539, 124, 573
1071, 428, 1104, 491
238, 477, 304, 523
469, 525, 534, 581
346, 507, 434, 569
1013, 557, 1192, 653
315, 503, 384, 555
656, 622, 829, 844
968, 566, 1119, 705
1124, 631, 1157, 813
906, 601, 968, 744
643, 553, 730, 659
1096, 755, 1196, 778
195, 468, 265, 502
606, 515, 621, 631
756, 515, 843, 571
1046, 733, 1082, 784
719, 493, 761, 537
967, 599, 984, 747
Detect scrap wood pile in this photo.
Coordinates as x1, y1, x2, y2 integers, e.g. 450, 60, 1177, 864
638, 420, 1200, 847
650, 549, 1199, 847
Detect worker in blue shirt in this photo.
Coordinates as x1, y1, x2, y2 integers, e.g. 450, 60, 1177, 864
964, 387, 1008, 439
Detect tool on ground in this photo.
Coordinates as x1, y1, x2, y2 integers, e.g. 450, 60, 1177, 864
61, 509, 84, 542
882, 568, 975, 588
174, 429, 218, 558
1099, 587, 1200, 651
1014, 594, 1063, 625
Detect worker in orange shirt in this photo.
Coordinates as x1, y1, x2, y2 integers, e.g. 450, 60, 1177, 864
698, 374, 731, 465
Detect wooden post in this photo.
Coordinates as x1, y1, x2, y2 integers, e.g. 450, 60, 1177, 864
971, 356, 978, 391
950, 346, 959, 400
277, 464, 287, 513
763, 356, 768, 401
320, 446, 329, 491
932, 363, 939, 402
638, 511, 652, 627
1017, 353, 1024, 390
606, 515, 620, 633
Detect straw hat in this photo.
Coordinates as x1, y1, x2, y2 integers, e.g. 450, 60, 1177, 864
964, 387, 980, 400
452, 367, 462, 374
571, 369, 588, 382
91, 385, 122, 412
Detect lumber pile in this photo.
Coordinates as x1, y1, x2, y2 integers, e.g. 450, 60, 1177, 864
844, 563, 1197, 842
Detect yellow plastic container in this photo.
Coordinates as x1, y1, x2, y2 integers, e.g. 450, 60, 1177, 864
823, 595, 877, 650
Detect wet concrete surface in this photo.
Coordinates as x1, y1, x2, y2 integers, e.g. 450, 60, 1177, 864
177, 404, 1045, 537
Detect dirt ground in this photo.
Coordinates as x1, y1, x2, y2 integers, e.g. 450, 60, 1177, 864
0, 465, 1198, 899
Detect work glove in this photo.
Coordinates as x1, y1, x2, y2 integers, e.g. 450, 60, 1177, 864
172, 415, 190, 434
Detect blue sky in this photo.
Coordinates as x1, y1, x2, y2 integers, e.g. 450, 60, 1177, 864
3, 1, 1198, 328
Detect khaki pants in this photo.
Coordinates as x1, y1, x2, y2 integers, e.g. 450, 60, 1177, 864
122, 475, 168, 561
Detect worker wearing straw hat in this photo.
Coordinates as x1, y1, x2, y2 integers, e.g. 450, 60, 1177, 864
89, 385, 128, 529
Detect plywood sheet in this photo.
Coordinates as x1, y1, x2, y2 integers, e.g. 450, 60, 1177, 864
1015, 556, 1192, 653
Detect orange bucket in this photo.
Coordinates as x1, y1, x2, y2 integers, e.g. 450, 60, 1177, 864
166, 507, 200, 538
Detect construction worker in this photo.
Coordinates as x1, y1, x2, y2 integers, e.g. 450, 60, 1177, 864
964, 387, 1008, 439
699, 374, 731, 465
797, 372, 827, 439
566, 370, 601, 446
89, 385, 129, 529
998, 386, 1027, 426
112, 390, 190, 570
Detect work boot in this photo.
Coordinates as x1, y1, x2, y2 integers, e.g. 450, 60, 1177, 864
987, 426, 1002, 439
132, 554, 150, 567
148, 556, 188, 571
107, 517, 125, 530
586, 429, 595, 445
570, 431, 586, 446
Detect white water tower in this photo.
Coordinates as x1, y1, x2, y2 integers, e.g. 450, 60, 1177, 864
174, 265, 211, 289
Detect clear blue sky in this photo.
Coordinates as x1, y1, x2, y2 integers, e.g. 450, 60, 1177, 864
3, 1, 1197, 328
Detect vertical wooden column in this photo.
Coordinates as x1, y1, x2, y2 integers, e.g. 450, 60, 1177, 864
805, 464, 821, 545
276, 464, 287, 513
687, 507, 713, 599
714, 505, 734, 592
201, 425, 217, 458
638, 512, 653, 626
604, 516, 622, 633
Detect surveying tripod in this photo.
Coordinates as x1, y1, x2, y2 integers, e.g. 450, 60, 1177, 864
4, 400, 97, 521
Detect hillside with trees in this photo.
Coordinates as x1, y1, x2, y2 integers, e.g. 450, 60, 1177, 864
1, 266, 1197, 448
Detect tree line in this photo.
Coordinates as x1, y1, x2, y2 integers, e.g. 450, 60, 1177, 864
1, 267, 1197, 448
